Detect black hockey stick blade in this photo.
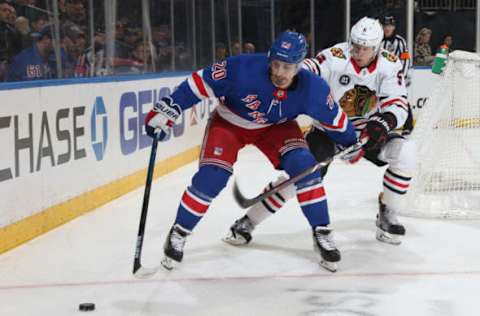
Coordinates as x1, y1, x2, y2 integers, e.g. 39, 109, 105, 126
232, 140, 365, 209
133, 265, 160, 279
232, 159, 332, 209
133, 132, 161, 278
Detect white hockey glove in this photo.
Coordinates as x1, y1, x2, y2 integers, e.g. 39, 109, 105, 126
339, 143, 365, 164
145, 97, 182, 140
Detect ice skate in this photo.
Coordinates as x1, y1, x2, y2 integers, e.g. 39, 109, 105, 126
376, 195, 406, 245
312, 226, 341, 272
223, 215, 255, 245
161, 224, 189, 270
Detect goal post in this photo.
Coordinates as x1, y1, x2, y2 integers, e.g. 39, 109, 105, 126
403, 50, 480, 219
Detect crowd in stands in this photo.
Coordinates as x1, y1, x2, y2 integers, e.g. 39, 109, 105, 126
0, 0, 202, 82
0, 0, 459, 83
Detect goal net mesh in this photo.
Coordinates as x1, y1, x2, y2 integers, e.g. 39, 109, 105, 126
403, 50, 480, 218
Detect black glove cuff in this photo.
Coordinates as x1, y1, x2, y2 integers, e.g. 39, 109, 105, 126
381, 112, 397, 131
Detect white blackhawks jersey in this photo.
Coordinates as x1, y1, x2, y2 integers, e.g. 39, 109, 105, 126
303, 42, 409, 132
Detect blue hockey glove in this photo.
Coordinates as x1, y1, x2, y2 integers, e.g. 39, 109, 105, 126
145, 97, 182, 140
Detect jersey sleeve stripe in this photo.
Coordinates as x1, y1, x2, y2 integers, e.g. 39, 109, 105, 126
318, 110, 348, 132
380, 97, 408, 111
303, 58, 321, 75
189, 70, 214, 99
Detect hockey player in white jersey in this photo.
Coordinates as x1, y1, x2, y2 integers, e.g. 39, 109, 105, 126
224, 17, 415, 251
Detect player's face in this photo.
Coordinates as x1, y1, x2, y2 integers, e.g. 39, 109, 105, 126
350, 43, 376, 67
270, 59, 298, 89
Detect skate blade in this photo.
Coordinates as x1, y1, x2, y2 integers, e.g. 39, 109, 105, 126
222, 233, 248, 246
320, 260, 337, 272
160, 256, 176, 270
376, 228, 401, 245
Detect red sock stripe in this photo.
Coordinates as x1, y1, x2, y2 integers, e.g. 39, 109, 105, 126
384, 174, 409, 189
181, 190, 210, 214
297, 185, 326, 204
266, 195, 282, 209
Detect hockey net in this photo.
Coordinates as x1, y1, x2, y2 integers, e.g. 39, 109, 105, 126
404, 50, 480, 219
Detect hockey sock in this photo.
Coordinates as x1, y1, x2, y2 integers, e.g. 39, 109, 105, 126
174, 165, 231, 231
382, 168, 412, 208
281, 149, 330, 227
296, 179, 330, 227
246, 175, 296, 226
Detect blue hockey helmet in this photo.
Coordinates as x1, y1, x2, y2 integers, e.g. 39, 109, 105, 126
268, 31, 308, 64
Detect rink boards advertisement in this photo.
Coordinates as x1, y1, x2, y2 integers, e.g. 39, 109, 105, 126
0, 74, 215, 253
408, 68, 441, 117
0, 68, 438, 254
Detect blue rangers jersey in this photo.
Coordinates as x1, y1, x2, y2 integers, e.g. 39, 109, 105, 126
6, 44, 53, 82
170, 54, 356, 146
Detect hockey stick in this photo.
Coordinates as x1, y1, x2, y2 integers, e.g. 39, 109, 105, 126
233, 140, 365, 209
133, 132, 161, 278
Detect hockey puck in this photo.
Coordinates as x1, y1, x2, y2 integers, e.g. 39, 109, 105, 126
79, 303, 95, 311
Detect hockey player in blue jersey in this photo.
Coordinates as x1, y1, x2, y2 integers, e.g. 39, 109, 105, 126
145, 31, 357, 272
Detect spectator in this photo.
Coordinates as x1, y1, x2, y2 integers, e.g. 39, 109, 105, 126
60, 23, 88, 77
30, 14, 48, 33
438, 34, 453, 51
63, 0, 86, 25
113, 20, 130, 59
152, 25, 171, 70
174, 42, 191, 70
0, 1, 22, 80
6, 25, 54, 81
15, 16, 30, 35
243, 42, 255, 54
380, 15, 411, 77
84, 28, 107, 76
129, 40, 154, 73
123, 25, 141, 51
215, 42, 227, 61
15, 16, 31, 47
231, 41, 241, 56
4, 1, 16, 26
414, 27, 434, 66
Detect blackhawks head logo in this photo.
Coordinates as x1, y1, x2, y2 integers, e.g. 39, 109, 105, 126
330, 47, 346, 59
382, 51, 398, 62
339, 85, 378, 117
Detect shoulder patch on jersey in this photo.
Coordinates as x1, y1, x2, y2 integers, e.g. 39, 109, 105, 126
381, 51, 398, 63
330, 47, 346, 59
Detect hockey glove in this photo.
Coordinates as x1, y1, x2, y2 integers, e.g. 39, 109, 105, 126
362, 113, 397, 151
339, 144, 365, 164
145, 97, 182, 140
